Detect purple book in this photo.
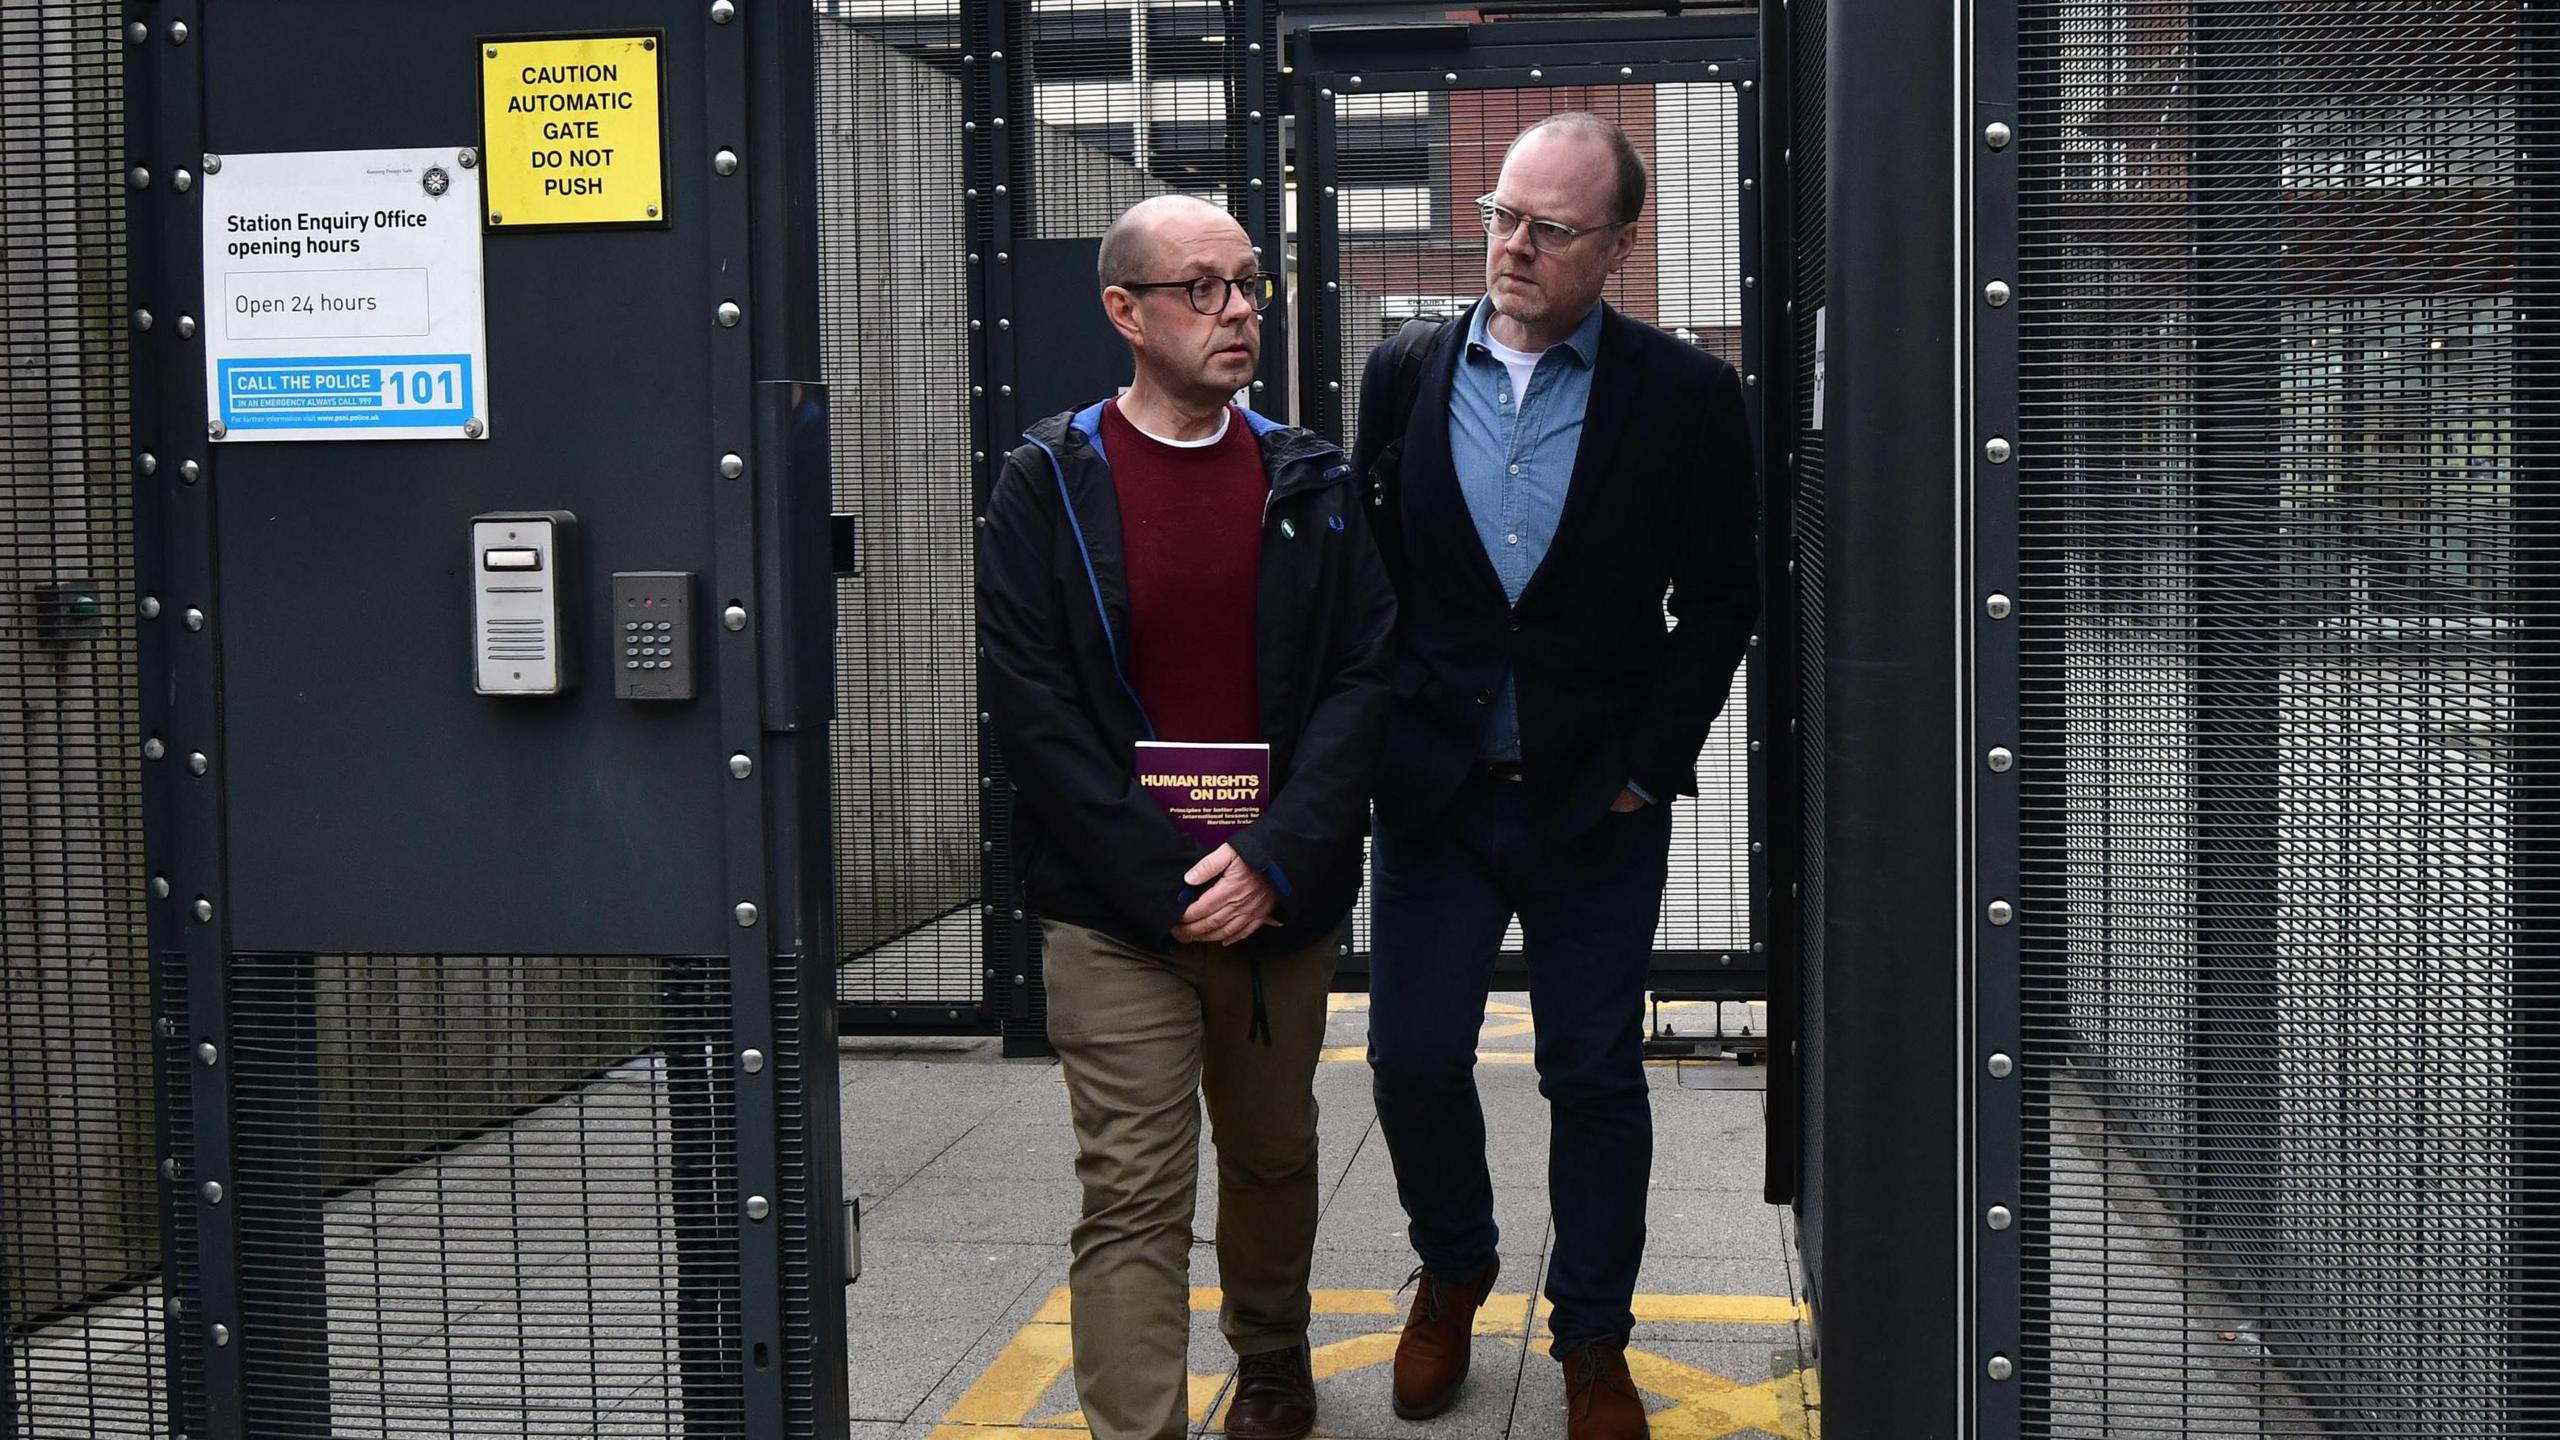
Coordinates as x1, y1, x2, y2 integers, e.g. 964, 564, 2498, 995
1135, 741, 1272, 850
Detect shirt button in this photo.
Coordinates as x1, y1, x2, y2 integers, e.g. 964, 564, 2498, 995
1508, 464, 1521, 476
1506, 532, 1520, 546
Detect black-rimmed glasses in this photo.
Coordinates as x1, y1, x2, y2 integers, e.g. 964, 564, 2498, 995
1121, 273, 1276, 315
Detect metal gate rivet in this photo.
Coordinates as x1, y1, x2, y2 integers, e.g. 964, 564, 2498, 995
139, 452, 157, 476
179, 459, 201, 485
195, 1042, 218, 1066
716, 301, 741, 328
135, 308, 153, 332
711, 0, 736, 21
150, 876, 171, 899
1745, 373, 1758, 387
129, 166, 151, 191
183, 608, 205, 631
1987, 899, 2015, 926
143, 737, 166, 761
735, 902, 760, 927
162, 1156, 179, 1180
1743, 178, 1754, 191
176, 316, 197, 340
1742, 79, 1754, 92
192, 898, 213, 923
1710, 64, 1722, 76
1621, 66, 1634, 78
742, 1048, 766, 1075
174, 168, 194, 193
200, 1181, 223, 1204
1987, 747, 2015, 773
208, 421, 227, 440
1531, 69, 1544, 80
1446, 72, 1459, 83
1350, 75, 1363, 86
187, 752, 208, 776
1987, 1205, 2014, 1231
169, 19, 188, 45
1985, 122, 2013, 151
1988, 1355, 2013, 1381
1320, 88, 1333, 99
746, 1195, 771, 1221
723, 604, 748, 631
128, 21, 147, 43
1988, 1052, 2014, 1078
990, 51, 1002, 60
1984, 436, 2013, 464
720, 453, 744, 479
1984, 593, 2013, 620
210, 1325, 230, 1349
729, 753, 754, 779
202, 153, 221, 175
993, 117, 1006, 129
1985, 280, 2012, 308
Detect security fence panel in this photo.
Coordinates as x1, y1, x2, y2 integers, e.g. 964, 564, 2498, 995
0, 2, 159, 1436
815, 12, 987, 1033
1976, 1, 2560, 1435
1288, 15, 1766, 1000
81, 4, 847, 1437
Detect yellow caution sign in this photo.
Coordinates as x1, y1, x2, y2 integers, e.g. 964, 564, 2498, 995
479, 34, 667, 229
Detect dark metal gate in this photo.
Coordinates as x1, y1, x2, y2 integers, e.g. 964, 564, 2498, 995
6, 4, 850, 1436
1286, 13, 1771, 1005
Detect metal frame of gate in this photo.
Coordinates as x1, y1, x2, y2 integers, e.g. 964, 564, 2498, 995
104, 6, 849, 1436
1284, 13, 1775, 1010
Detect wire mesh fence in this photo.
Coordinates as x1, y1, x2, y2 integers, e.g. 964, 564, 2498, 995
0, 1, 159, 1434
2010, 2, 2560, 1433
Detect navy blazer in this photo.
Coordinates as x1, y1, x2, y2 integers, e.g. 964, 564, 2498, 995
1353, 300, 1760, 838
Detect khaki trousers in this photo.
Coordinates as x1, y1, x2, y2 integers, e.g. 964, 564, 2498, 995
1040, 921, 1336, 1440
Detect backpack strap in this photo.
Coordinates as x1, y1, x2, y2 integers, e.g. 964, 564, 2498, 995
1365, 314, 1455, 588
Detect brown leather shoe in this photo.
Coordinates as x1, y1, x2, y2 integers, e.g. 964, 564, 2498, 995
1561, 1339, 1649, 1440
1391, 1257, 1500, 1419
1226, 1341, 1316, 1440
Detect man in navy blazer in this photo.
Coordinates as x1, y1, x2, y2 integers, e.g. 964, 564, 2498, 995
1350, 113, 1759, 1440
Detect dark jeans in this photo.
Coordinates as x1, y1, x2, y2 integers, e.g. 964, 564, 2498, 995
1365, 768, 1672, 1355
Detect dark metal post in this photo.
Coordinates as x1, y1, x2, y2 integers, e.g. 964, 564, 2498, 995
1747, 0, 1803, 1200
1821, 1, 1963, 1432
128, 8, 244, 1433
2186, 3, 2282, 1293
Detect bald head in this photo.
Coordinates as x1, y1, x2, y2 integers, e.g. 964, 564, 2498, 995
1098, 193, 1242, 290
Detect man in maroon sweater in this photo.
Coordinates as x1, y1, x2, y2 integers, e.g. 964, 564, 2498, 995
977, 195, 1396, 1440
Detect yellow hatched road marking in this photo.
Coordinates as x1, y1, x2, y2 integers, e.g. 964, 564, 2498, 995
926, 1285, 1817, 1440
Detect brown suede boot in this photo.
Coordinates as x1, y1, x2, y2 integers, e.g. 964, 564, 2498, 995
1390, 1257, 1500, 1419
1560, 1339, 1649, 1440
1226, 1341, 1316, 1440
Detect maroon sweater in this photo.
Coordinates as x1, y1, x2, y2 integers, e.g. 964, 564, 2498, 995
1102, 400, 1263, 744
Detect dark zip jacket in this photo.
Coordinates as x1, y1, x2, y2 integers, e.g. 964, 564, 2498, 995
979, 401, 1397, 969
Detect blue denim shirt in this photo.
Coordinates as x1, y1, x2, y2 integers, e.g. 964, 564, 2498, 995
1447, 298, 1605, 765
